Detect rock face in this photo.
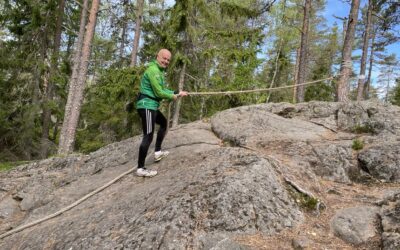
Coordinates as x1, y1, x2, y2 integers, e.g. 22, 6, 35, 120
358, 142, 400, 182
0, 101, 400, 249
380, 192, 400, 250
331, 206, 380, 245
212, 101, 400, 184
0, 121, 302, 249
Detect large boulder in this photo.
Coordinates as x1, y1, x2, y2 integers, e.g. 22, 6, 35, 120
331, 206, 380, 245
358, 141, 400, 182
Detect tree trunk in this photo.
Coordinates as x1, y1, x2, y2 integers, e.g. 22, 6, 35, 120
385, 71, 391, 102
58, 0, 100, 155
25, 64, 42, 160
364, 23, 376, 99
199, 58, 210, 120
293, 47, 300, 103
61, 0, 89, 136
336, 0, 360, 102
119, 0, 129, 61
295, 0, 311, 103
40, 0, 65, 158
130, 0, 144, 67
30, 11, 50, 159
267, 39, 282, 103
356, 0, 372, 101
342, 18, 348, 40
267, 0, 286, 103
171, 63, 186, 127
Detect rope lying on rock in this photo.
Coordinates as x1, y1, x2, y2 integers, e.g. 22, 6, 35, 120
0, 168, 134, 240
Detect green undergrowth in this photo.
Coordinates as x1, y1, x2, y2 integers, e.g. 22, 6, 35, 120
288, 185, 321, 211
0, 161, 29, 172
351, 124, 375, 134
352, 138, 364, 150
221, 139, 238, 147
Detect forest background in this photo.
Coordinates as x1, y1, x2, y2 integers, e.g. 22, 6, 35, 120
0, 0, 399, 165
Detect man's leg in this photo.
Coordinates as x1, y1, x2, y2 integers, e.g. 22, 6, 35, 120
137, 109, 157, 177
155, 110, 167, 151
154, 110, 169, 162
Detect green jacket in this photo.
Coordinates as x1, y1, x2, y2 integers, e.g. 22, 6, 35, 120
136, 60, 175, 110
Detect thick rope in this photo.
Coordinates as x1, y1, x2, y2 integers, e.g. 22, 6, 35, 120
341, 60, 353, 69
187, 76, 334, 96
0, 168, 134, 240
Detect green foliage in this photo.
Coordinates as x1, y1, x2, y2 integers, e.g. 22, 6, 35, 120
141, 0, 265, 121
0, 162, 15, 172
220, 0, 261, 19
377, 54, 399, 102
391, 78, 400, 106
0, 0, 62, 161
76, 67, 145, 153
288, 185, 321, 211
351, 124, 375, 134
0, 161, 29, 172
2, 0, 397, 163
76, 131, 106, 154
352, 138, 364, 150
306, 25, 340, 102
305, 82, 335, 102
299, 195, 319, 211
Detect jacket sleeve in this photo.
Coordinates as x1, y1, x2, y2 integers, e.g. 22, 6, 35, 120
147, 69, 174, 100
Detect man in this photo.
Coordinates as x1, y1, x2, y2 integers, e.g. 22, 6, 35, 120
136, 49, 188, 177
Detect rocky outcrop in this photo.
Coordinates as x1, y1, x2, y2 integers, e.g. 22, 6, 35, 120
211, 101, 400, 184
379, 192, 400, 250
358, 141, 400, 182
0, 101, 400, 249
331, 206, 380, 245
0, 121, 302, 249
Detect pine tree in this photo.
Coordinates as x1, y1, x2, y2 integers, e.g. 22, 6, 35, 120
130, 0, 144, 67
337, 0, 360, 102
295, 0, 311, 103
376, 54, 399, 102
58, 0, 100, 155
364, 0, 400, 99
0, 0, 61, 160
356, 0, 372, 101
390, 78, 400, 106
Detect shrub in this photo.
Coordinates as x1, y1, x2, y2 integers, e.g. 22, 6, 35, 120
351, 124, 374, 134
352, 139, 364, 150
288, 185, 321, 211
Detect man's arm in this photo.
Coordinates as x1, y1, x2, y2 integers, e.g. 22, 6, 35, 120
147, 69, 174, 100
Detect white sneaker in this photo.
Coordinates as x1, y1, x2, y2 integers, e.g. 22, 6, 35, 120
154, 150, 169, 162
136, 168, 157, 177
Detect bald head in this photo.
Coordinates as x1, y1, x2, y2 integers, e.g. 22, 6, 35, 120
156, 49, 172, 68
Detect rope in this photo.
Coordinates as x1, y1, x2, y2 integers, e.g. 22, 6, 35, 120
0, 168, 134, 240
341, 60, 353, 69
187, 76, 334, 96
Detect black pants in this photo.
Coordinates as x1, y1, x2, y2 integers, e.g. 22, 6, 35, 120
137, 109, 167, 168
